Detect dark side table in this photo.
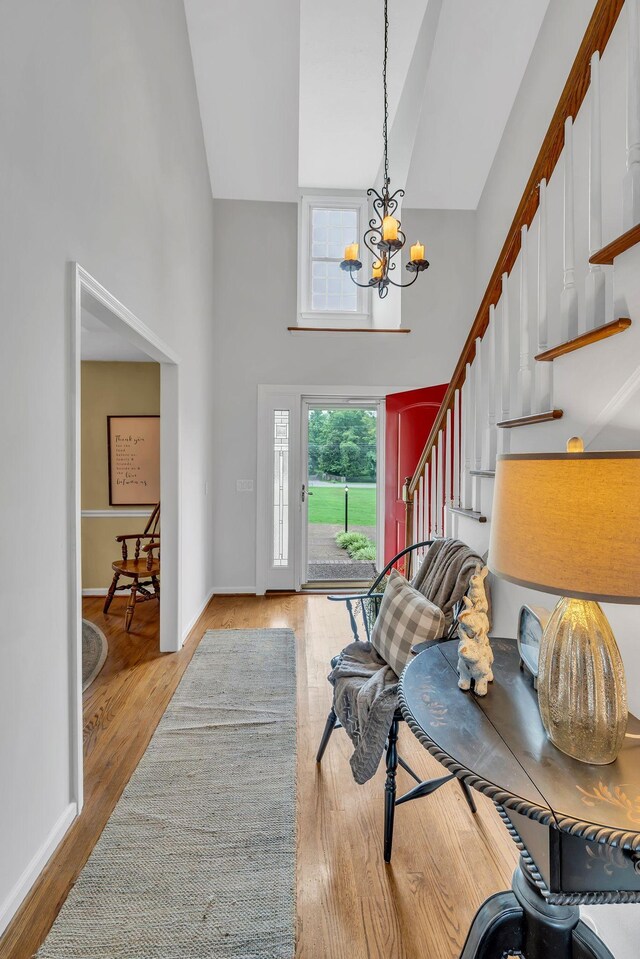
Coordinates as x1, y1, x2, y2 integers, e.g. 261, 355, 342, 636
398, 638, 640, 959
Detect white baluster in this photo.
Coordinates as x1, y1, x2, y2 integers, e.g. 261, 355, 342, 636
561, 117, 580, 340
412, 489, 418, 552
420, 469, 428, 550
485, 305, 497, 469
472, 337, 482, 512
625, 0, 640, 229
586, 52, 606, 331
519, 225, 533, 418
462, 362, 473, 508
453, 388, 461, 507
537, 179, 553, 412
417, 473, 424, 550
498, 273, 511, 455
445, 408, 453, 537
437, 429, 445, 538
430, 447, 437, 538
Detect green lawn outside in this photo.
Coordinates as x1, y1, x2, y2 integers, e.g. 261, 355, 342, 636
308, 485, 376, 526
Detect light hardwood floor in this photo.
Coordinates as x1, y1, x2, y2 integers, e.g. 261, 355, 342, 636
0, 593, 518, 959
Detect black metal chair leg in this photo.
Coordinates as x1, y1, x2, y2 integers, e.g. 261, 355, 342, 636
316, 707, 338, 763
384, 716, 399, 863
459, 777, 477, 814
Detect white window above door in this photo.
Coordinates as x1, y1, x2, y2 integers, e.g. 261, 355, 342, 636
298, 194, 371, 327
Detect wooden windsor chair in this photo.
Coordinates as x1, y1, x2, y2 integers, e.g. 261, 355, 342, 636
103, 503, 160, 632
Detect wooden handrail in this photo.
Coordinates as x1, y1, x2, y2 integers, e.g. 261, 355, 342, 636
589, 223, 640, 263
408, 0, 625, 496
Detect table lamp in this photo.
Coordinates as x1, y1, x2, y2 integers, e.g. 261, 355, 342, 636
488, 439, 640, 765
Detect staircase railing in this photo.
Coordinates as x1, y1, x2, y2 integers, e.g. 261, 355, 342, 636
405, 0, 633, 561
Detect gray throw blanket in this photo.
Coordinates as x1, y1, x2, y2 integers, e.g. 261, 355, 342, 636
411, 538, 485, 628
328, 641, 398, 785
329, 540, 488, 784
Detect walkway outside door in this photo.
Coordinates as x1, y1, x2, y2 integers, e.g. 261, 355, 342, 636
384, 384, 447, 568
302, 400, 382, 587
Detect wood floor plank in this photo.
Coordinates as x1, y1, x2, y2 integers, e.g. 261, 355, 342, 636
0, 594, 518, 959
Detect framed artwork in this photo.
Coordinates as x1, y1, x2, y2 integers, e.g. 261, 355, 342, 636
107, 415, 160, 506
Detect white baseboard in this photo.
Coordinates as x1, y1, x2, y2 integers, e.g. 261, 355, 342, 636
0, 802, 77, 938
181, 588, 216, 644
211, 586, 257, 595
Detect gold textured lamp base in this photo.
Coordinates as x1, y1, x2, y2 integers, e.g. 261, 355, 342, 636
538, 598, 628, 765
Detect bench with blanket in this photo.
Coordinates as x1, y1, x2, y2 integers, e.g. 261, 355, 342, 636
317, 538, 489, 862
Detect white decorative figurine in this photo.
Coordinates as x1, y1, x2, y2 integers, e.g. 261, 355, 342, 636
457, 565, 494, 696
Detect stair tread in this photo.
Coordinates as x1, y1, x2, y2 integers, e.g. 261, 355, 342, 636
469, 469, 496, 477
589, 224, 640, 265
497, 410, 563, 428
450, 507, 487, 523
535, 318, 631, 361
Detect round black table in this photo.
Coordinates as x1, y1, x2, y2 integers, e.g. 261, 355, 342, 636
399, 637, 640, 959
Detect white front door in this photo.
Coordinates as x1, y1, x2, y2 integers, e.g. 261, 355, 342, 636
256, 386, 387, 594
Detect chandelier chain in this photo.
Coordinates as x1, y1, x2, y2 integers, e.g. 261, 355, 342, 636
383, 0, 390, 190
340, 0, 429, 297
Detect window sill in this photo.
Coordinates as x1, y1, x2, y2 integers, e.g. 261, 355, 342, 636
287, 326, 411, 335
298, 311, 371, 327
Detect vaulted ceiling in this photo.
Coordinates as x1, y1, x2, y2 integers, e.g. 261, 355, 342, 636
184, 0, 551, 210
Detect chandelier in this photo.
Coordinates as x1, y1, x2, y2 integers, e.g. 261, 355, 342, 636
340, 0, 430, 299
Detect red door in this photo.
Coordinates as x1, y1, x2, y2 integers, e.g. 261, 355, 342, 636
385, 384, 447, 568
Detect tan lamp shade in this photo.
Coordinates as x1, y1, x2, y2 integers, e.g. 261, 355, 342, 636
488, 450, 640, 603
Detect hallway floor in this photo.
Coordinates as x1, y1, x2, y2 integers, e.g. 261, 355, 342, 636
0, 594, 517, 959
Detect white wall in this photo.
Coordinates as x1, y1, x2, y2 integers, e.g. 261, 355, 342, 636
0, 0, 214, 933
211, 200, 476, 590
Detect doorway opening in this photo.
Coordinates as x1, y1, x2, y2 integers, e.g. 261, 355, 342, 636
70, 264, 180, 812
302, 400, 382, 588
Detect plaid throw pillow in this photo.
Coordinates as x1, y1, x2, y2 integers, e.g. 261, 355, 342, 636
370, 569, 445, 678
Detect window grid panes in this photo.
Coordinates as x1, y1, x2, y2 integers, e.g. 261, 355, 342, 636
273, 410, 289, 567
310, 207, 358, 313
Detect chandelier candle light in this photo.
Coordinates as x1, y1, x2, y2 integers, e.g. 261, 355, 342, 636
340, 0, 429, 299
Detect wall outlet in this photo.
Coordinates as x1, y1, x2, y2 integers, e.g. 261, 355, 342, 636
236, 479, 254, 492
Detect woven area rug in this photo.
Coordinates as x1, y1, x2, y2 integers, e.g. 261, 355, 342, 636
82, 619, 108, 692
38, 628, 297, 959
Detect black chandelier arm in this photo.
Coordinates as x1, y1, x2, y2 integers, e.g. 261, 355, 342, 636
344, 267, 376, 290
386, 270, 421, 290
